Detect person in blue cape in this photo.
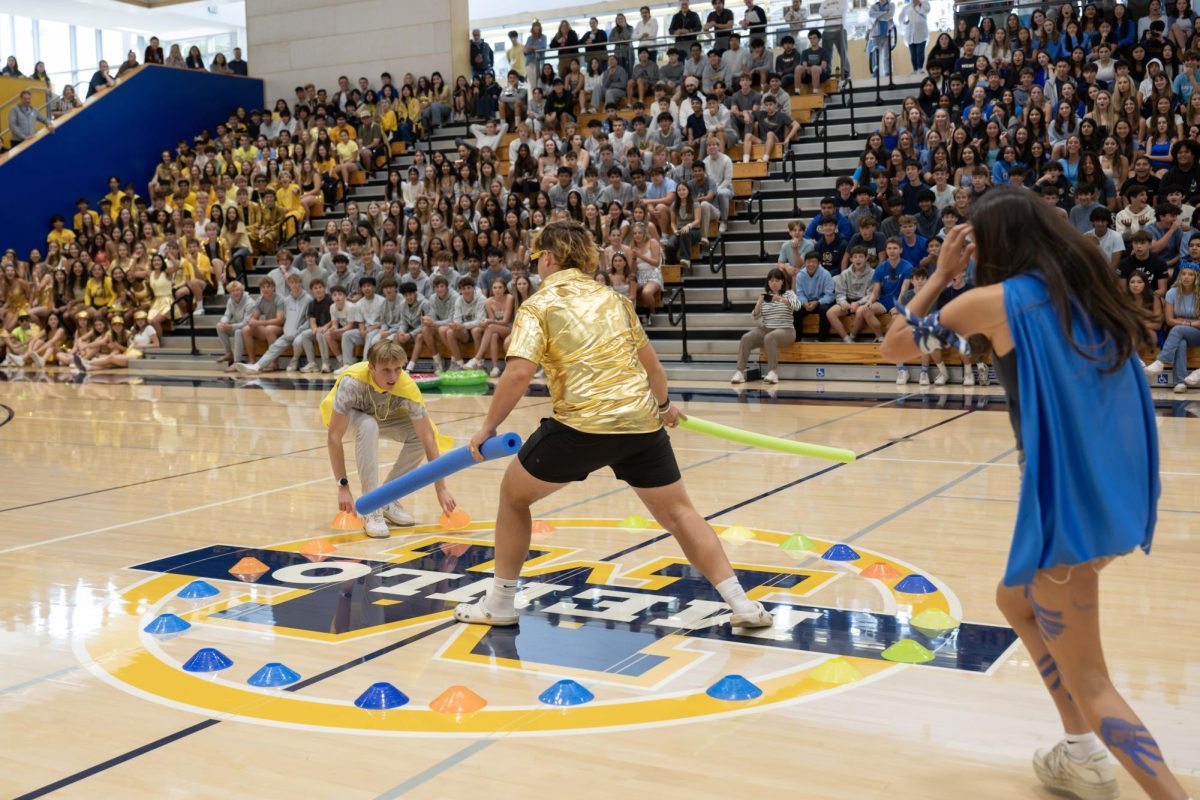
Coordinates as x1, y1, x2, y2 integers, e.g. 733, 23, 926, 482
882, 186, 1189, 800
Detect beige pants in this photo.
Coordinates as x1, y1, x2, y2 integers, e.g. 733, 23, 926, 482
737, 326, 796, 372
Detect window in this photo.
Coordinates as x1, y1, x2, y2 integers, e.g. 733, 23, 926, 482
12, 15, 34, 74
38, 20, 72, 87
101, 29, 124, 65
0, 15, 12, 66
75, 25, 97, 80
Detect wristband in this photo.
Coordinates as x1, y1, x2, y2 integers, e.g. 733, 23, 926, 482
895, 301, 972, 357
658, 399, 672, 411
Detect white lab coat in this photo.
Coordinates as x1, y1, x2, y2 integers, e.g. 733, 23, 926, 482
897, 0, 930, 45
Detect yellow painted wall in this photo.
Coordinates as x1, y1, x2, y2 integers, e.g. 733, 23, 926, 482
0, 78, 49, 147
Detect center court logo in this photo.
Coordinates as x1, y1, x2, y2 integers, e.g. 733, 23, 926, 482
79, 520, 1017, 737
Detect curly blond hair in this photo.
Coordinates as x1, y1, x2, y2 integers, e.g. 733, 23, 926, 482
533, 219, 599, 275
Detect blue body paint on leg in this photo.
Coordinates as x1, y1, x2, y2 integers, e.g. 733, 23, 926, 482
1037, 653, 1063, 691
1026, 585, 1066, 640
1100, 717, 1164, 777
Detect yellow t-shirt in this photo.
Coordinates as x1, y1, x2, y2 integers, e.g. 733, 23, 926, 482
84, 276, 116, 308
47, 228, 76, 247
506, 268, 659, 434
276, 184, 303, 216
336, 140, 359, 163
73, 210, 100, 231
184, 252, 213, 283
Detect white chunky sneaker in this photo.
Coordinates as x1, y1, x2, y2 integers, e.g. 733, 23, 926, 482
382, 502, 415, 527
730, 370, 746, 384
963, 366, 976, 386
919, 370, 931, 386
363, 511, 389, 538
935, 363, 949, 385
453, 599, 519, 626
763, 370, 779, 384
976, 363, 990, 386
1185, 368, 1200, 387
896, 368, 909, 385
1032, 741, 1119, 800
1144, 359, 1164, 377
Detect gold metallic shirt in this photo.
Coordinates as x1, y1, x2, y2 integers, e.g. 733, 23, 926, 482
507, 268, 660, 434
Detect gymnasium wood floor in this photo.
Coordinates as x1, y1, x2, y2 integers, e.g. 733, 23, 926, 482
1, 373, 1197, 800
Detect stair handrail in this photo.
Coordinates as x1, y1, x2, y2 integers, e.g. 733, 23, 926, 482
665, 284, 691, 363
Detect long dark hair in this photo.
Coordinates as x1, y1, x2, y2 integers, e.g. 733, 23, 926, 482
971, 186, 1150, 369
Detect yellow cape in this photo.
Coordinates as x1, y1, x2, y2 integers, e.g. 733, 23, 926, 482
320, 361, 432, 432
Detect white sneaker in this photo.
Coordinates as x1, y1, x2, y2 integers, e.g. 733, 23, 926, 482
192, 306, 205, 316
320, 362, 333, 373
234, 362, 261, 375
489, 366, 501, 378
1032, 742, 1119, 800
742, 152, 751, 163
382, 502, 415, 527
432, 355, 445, 374
405, 360, 416, 372
451, 359, 465, 371
363, 511, 389, 538
1185, 368, 1200, 387
464, 358, 480, 369
217, 283, 226, 296
843, 335, 854, 343
300, 363, 319, 373
764, 370, 779, 384
533, 366, 544, 378
286, 360, 300, 372
1144, 359, 1164, 377
730, 602, 774, 628
896, 368, 909, 385
934, 363, 949, 385
730, 370, 746, 384
919, 370, 931, 386
718, 222, 727, 234
1174, 382, 1188, 394
976, 363, 990, 386
963, 366, 976, 386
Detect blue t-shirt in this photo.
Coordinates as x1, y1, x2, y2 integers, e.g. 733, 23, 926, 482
873, 258, 914, 303
1165, 286, 1199, 319
899, 235, 927, 269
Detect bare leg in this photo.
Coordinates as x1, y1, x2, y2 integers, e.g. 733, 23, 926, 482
632, 480, 735, 584
1027, 562, 1189, 800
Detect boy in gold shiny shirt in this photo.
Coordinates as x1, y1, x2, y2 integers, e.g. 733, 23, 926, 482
456, 220, 773, 629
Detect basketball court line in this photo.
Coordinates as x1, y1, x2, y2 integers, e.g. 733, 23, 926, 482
0, 412, 492, 520
10, 405, 974, 798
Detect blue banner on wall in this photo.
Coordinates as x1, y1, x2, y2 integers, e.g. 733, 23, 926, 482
0, 65, 263, 257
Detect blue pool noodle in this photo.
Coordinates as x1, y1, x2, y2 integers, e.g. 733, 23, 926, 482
354, 432, 523, 515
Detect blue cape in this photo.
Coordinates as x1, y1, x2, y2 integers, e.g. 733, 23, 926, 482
1001, 273, 1158, 586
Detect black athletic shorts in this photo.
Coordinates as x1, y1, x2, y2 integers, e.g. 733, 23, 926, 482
518, 418, 681, 488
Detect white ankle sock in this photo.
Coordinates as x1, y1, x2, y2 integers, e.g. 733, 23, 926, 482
484, 577, 519, 615
714, 576, 758, 615
1064, 731, 1104, 762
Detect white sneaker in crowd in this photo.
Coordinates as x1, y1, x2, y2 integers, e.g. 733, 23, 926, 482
764, 370, 779, 384
976, 363, 990, 386
896, 368, 909, 385
1144, 359, 1164, 377
300, 363, 319, 373
730, 370, 746, 384
234, 362, 261, 375
363, 511, 390, 538
490, 366, 501, 378
1174, 383, 1188, 394
405, 360, 416, 372
934, 363, 949, 385
1032, 741, 1119, 800
1186, 368, 1200, 387
963, 366, 976, 386
919, 370, 931, 386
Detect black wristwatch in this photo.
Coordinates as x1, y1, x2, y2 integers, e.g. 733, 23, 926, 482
336, 477, 349, 488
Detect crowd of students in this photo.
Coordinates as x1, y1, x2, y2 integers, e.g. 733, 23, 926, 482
735, 0, 1200, 392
